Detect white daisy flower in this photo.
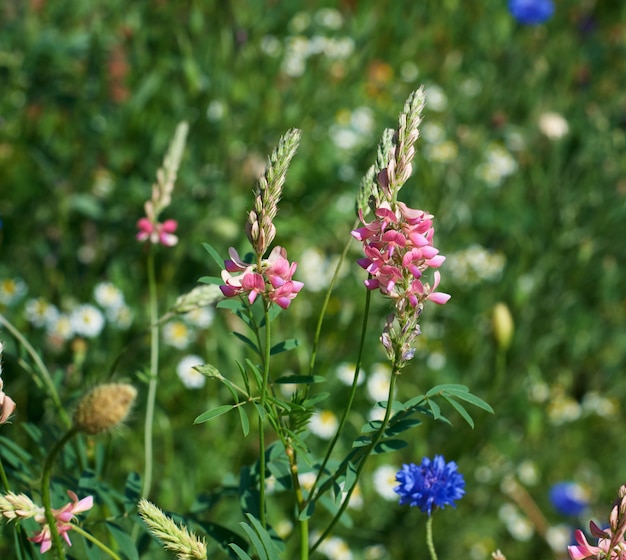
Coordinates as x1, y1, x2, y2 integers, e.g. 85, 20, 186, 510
372, 465, 398, 501
0, 277, 27, 306
335, 362, 364, 386
318, 536, 353, 560
94, 282, 125, 310
176, 355, 205, 389
539, 112, 569, 139
308, 410, 338, 439
366, 365, 391, 403
106, 305, 134, 330
46, 313, 74, 341
24, 298, 58, 328
298, 472, 317, 493
162, 320, 193, 349
315, 8, 343, 30
70, 304, 105, 338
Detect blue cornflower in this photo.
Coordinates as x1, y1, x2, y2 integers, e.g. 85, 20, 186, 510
508, 0, 554, 25
550, 482, 590, 516
394, 455, 465, 516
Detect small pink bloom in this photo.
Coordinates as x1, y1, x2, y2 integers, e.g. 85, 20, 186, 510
0, 378, 16, 425
30, 524, 53, 554
426, 271, 451, 305
29, 491, 93, 554
220, 246, 303, 309
265, 247, 297, 288
158, 219, 179, 247
269, 280, 304, 309
136, 218, 178, 247
568, 528, 606, 560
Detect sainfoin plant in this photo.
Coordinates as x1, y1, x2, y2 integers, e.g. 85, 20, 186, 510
0, 88, 500, 559
171, 87, 492, 559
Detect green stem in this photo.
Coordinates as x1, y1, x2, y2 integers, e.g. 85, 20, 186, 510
41, 427, 79, 560
70, 524, 122, 560
426, 515, 439, 560
311, 369, 399, 552
0, 456, 10, 492
306, 224, 357, 379
307, 286, 371, 502
257, 302, 272, 528
142, 248, 159, 499
0, 314, 71, 428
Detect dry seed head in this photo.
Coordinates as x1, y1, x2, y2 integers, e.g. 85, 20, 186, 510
73, 383, 137, 435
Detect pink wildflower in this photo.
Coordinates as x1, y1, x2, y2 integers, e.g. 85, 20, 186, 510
569, 485, 626, 560
26, 491, 93, 554
0, 377, 16, 425
219, 247, 303, 309
136, 217, 179, 247
352, 199, 450, 310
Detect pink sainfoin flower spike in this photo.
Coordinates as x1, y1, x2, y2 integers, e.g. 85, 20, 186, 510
569, 485, 626, 560
137, 217, 179, 247
136, 122, 188, 247
29, 491, 94, 554
0, 341, 16, 425
352, 87, 449, 368
220, 130, 303, 310
220, 247, 303, 310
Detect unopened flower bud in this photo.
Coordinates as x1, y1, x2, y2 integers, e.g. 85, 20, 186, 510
492, 302, 514, 351
73, 383, 137, 435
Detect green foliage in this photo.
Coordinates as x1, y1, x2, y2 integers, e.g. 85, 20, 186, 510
2, 1, 626, 559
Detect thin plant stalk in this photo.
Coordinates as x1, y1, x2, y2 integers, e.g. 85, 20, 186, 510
0, 456, 9, 492
307, 285, 371, 501
426, 516, 439, 560
70, 524, 122, 560
142, 247, 159, 499
311, 369, 399, 552
0, 314, 70, 428
41, 427, 78, 560
306, 222, 358, 379
257, 302, 273, 529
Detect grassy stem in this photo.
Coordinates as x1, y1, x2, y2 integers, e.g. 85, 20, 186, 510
41, 427, 78, 560
142, 247, 159, 499
426, 515, 439, 560
70, 524, 122, 560
0, 314, 70, 428
311, 369, 398, 551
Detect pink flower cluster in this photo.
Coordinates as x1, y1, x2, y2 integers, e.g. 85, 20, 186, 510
570, 485, 626, 560
0, 377, 16, 425
220, 246, 303, 309
570, 522, 626, 560
29, 491, 93, 554
351, 200, 450, 309
136, 217, 178, 247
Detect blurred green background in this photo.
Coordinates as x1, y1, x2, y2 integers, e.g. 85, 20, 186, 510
1, 0, 626, 559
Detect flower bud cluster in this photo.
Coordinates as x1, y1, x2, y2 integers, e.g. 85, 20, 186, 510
352, 88, 449, 366
220, 246, 303, 310
569, 484, 626, 559
0, 341, 16, 425
136, 121, 188, 247
0, 490, 93, 554
352, 182, 449, 366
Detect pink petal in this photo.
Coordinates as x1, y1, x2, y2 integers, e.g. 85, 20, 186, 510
428, 292, 451, 305
161, 219, 178, 233
425, 255, 446, 268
